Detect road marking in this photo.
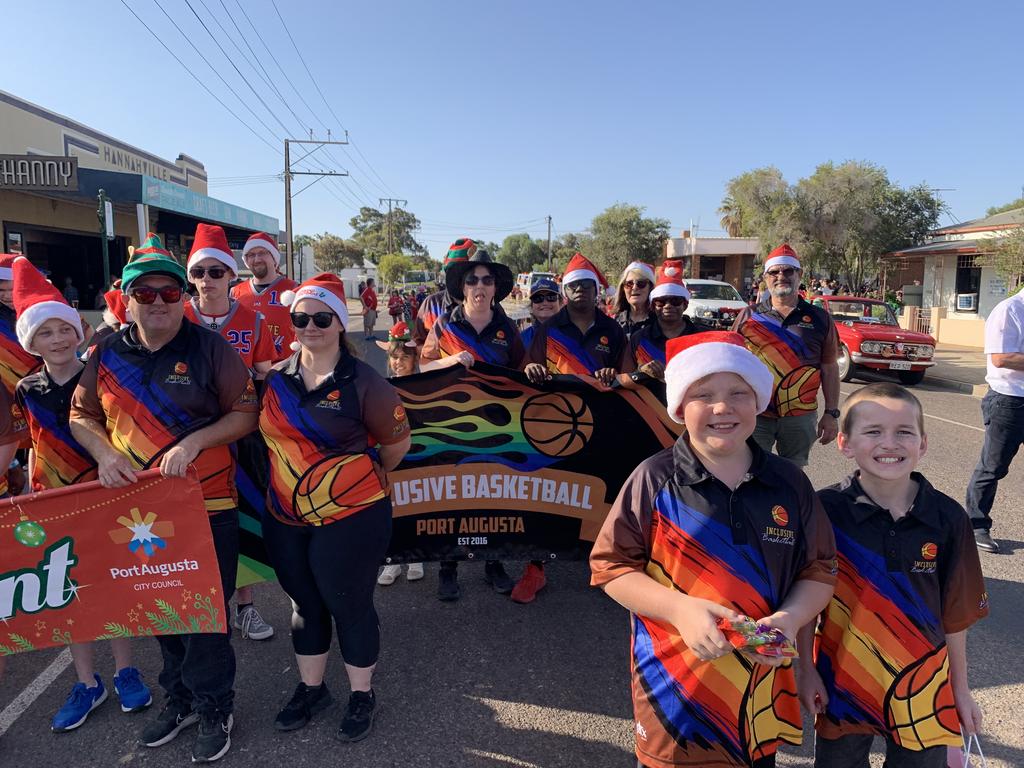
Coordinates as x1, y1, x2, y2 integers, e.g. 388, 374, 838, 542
0, 648, 71, 737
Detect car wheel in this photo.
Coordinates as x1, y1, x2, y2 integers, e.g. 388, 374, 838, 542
837, 344, 854, 382
897, 370, 926, 386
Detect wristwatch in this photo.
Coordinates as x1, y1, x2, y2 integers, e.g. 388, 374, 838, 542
824, 408, 840, 419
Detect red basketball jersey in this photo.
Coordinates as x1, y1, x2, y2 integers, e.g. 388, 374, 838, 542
185, 299, 275, 371
231, 275, 299, 362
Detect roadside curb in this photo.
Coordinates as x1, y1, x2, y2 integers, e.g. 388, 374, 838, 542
924, 375, 988, 397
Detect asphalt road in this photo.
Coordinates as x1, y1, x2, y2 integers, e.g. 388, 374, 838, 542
1, 336, 1021, 768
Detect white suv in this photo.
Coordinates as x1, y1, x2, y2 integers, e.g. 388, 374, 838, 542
684, 279, 749, 329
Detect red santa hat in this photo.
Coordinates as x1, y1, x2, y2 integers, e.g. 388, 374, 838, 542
188, 223, 237, 274
0, 254, 15, 281
562, 253, 608, 291
104, 282, 128, 326
12, 257, 84, 352
280, 272, 349, 349
763, 243, 801, 273
650, 270, 691, 302
242, 232, 281, 266
664, 331, 773, 424
620, 261, 656, 285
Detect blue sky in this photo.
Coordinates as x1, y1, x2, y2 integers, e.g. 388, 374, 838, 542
4, 1, 1022, 256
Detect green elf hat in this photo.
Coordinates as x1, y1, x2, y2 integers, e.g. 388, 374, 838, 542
122, 232, 187, 292
443, 237, 477, 270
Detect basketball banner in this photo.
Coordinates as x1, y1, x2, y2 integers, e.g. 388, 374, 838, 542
384, 363, 682, 562
0, 470, 225, 656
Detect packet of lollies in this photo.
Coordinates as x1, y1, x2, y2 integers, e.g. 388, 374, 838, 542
716, 616, 799, 658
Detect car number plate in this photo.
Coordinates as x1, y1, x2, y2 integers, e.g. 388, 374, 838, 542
888, 361, 912, 370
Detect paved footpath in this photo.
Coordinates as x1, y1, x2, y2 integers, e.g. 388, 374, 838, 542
0, 312, 1020, 767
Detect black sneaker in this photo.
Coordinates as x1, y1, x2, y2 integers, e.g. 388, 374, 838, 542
192, 711, 233, 763
274, 682, 333, 731
337, 690, 376, 742
484, 561, 514, 595
139, 698, 198, 748
437, 567, 461, 602
974, 529, 1001, 553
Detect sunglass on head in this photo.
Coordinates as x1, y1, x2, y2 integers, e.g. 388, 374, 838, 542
531, 293, 559, 304
129, 285, 182, 305
291, 311, 336, 329
766, 267, 797, 278
623, 279, 651, 290
653, 296, 687, 307
189, 266, 229, 279
464, 274, 496, 287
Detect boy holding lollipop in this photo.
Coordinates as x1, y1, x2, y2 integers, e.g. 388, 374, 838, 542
590, 331, 836, 768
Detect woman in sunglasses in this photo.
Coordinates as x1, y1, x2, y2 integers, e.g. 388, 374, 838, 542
260, 273, 411, 742
611, 261, 656, 336
519, 277, 562, 346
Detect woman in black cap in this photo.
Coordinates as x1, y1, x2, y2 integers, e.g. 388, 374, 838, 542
420, 249, 524, 601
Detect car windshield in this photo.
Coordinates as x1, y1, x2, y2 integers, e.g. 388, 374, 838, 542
825, 300, 898, 326
687, 283, 743, 301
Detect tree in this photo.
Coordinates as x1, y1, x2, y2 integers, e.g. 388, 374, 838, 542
987, 197, 1024, 216
311, 233, 364, 273
349, 207, 426, 259
978, 227, 1024, 288
586, 204, 670, 278
497, 233, 546, 274
293, 233, 315, 251
718, 167, 801, 256
377, 253, 414, 288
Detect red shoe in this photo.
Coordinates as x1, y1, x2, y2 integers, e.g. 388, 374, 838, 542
510, 563, 547, 604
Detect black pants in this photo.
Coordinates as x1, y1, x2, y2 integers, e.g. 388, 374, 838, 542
157, 509, 238, 716
263, 501, 391, 666
966, 390, 1024, 530
814, 733, 945, 768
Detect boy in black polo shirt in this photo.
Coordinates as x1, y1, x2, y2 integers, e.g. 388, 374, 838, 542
797, 382, 987, 768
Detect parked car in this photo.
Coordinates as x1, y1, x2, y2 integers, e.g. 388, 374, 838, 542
683, 279, 748, 329
812, 295, 936, 385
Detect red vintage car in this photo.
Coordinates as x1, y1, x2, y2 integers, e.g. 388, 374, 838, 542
812, 296, 936, 385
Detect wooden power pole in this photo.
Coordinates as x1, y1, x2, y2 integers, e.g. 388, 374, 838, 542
284, 133, 350, 279
378, 197, 408, 256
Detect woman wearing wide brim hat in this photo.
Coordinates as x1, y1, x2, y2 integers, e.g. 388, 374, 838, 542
444, 249, 514, 304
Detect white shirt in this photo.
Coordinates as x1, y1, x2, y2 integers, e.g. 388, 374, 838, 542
984, 290, 1024, 396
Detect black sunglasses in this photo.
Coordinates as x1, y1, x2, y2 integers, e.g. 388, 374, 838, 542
766, 267, 797, 278
129, 285, 182, 305
653, 296, 687, 307
189, 266, 229, 279
291, 311, 336, 329
464, 274, 496, 287
623, 279, 651, 290
531, 293, 559, 304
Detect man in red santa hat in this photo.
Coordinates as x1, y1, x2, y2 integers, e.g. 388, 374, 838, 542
231, 232, 298, 362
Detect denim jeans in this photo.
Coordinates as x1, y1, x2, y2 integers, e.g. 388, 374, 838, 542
814, 733, 945, 768
965, 390, 1024, 530
156, 508, 238, 716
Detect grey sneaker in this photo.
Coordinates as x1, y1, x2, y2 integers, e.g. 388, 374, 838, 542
235, 604, 274, 640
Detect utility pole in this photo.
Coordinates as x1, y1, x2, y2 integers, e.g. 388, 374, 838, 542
546, 215, 552, 271
283, 133, 350, 279
378, 197, 407, 256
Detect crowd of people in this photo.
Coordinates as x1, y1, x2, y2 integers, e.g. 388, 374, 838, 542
0, 231, 997, 768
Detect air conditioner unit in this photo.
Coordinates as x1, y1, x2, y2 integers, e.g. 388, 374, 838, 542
956, 293, 978, 312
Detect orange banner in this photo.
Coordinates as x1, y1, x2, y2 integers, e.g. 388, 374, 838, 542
0, 470, 224, 655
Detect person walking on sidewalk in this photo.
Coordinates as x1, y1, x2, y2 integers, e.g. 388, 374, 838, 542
360, 278, 379, 340
965, 284, 1024, 553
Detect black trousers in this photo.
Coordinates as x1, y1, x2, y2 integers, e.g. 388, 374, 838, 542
966, 390, 1024, 529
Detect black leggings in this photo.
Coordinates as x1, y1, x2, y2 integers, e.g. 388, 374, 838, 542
263, 500, 392, 666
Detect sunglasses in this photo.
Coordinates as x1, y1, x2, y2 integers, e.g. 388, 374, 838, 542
464, 274, 496, 287
766, 267, 797, 278
129, 285, 182, 305
564, 280, 595, 291
189, 266, 229, 279
291, 311, 336, 329
531, 293, 559, 304
623, 279, 651, 290
653, 297, 687, 307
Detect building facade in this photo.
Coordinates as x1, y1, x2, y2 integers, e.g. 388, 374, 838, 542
665, 231, 760, 295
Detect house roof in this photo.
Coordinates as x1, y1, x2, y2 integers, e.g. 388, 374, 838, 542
932, 207, 1024, 235
887, 239, 981, 258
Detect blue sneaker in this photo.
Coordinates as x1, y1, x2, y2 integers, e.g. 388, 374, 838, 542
51, 675, 108, 732
114, 667, 153, 713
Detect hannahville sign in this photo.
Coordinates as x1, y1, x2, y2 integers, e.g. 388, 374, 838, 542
0, 155, 78, 192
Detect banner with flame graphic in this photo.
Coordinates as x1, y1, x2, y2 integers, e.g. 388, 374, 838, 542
383, 363, 682, 562
0, 470, 224, 656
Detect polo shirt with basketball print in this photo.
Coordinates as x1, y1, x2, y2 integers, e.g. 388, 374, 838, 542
526, 307, 628, 376
231, 275, 299, 362
0, 384, 24, 496
813, 473, 988, 750
16, 368, 97, 491
0, 303, 42, 397
412, 289, 454, 346
731, 299, 837, 419
420, 304, 526, 369
590, 437, 837, 768
70, 320, 258, 514
259, 351, 410, 526
184, 298, 275, 371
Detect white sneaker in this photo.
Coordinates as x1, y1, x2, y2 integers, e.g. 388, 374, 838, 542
234, 604, 274, 640
406, 563, 425, 581
377, 565, 401, 586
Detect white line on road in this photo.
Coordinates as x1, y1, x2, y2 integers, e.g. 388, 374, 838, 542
0, 648, 71, 737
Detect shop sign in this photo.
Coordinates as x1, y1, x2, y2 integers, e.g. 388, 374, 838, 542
141, 175, 278, 233
0, 155, 78, 192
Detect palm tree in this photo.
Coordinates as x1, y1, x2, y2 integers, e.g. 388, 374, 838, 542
718, 196, 744, 237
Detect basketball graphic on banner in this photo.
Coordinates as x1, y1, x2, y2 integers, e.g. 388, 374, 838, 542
292, 454, 382, 524
520, 392, 594, 457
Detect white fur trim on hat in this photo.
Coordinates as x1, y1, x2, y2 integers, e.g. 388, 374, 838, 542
187, 248, 237, 275
16, 301, 84, 352
763, 254, 801, 272
243, 235, 281, 265
650, 282, 691, 301
283, 285, 349, 329
664, 342, 773, 423
562, 269, 599, 289
622, 262, 655, 284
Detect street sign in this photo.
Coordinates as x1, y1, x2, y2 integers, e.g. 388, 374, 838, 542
104, 200, 114, 239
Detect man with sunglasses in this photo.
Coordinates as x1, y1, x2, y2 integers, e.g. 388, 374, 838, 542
731, 243, 840, 467
231, 232, 298, 361
185, 224, 277, 643
70, 233, 259, 763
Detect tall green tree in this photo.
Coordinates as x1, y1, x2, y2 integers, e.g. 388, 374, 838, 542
497, 233, 546, 274
311, 233, 363, 273
377, 253, 414, 288
349, 207, 427, 259
978, 227, 1024, 288
586, 204, 670, 278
